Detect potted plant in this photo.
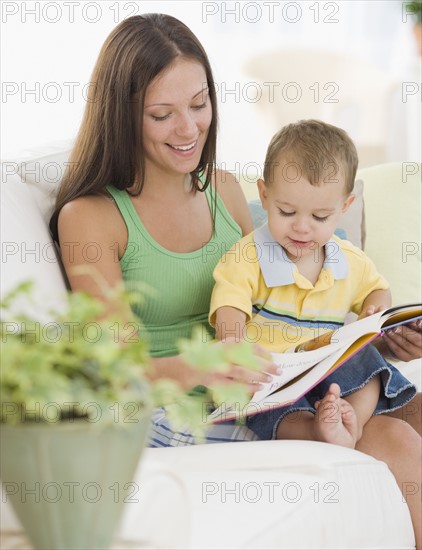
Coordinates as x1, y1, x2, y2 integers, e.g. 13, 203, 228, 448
406, 0, 422, 54
1, 280, 256, 549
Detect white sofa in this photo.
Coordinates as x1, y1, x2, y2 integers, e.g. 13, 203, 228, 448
1, 145, 420, 549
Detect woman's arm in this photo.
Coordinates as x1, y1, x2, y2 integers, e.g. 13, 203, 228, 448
58, 196, 201, 387
58, 195, 127, 303
214, 170, 254, 236
148, 351, 276, 392
57, 195, 271, 389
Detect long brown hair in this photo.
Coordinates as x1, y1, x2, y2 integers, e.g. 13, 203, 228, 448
50, 14, 218, 240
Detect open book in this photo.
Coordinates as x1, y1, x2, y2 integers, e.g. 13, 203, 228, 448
208, 303, 421, 423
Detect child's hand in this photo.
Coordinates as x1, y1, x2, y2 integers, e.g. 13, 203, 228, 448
357, 304, 386, 320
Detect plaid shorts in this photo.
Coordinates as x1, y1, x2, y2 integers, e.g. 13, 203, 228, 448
148, 407, 258, 447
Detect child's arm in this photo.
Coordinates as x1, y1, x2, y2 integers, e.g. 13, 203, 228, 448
358, 289, 392, 320
214, 306, 247, 343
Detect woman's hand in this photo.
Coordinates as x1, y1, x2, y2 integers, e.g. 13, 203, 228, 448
382, 320, 422, 362
149, 340, 282, 396
213, 339, 282, 395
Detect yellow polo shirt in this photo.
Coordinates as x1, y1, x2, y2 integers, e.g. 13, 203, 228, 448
209, 224, 389, 353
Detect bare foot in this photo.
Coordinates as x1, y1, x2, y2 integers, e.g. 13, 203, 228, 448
313, 383, 359, 448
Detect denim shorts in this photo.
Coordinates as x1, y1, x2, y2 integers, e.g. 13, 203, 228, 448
246, 345, 417, 441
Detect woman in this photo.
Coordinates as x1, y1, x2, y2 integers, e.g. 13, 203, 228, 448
50, 14, 421, 546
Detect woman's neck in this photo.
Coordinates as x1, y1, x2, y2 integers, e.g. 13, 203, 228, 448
139, 167, 193, 198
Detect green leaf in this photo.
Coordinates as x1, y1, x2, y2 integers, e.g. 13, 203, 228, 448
1, 281, 262, 431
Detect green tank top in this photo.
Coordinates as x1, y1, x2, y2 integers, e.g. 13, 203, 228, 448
106, 184, 242, 358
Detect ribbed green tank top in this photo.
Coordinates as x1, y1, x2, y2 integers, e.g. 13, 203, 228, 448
106, 184, 242, 358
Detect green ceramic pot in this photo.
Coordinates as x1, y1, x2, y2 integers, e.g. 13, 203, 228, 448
1, 408, 151, 549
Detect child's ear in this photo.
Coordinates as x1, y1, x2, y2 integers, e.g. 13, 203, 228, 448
342, 193, 355, 213
257, 178, 268, 209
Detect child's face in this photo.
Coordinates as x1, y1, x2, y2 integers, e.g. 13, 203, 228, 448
258, 164, 354, 261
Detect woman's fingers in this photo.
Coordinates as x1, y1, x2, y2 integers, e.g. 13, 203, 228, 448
218, 339, 282, 381
226, 364, 273, 386
251, 343, 283, 377
383, 323, 422, 361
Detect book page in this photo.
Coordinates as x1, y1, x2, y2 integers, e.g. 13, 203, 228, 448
207, 303, 421, 424
207, 336, 357, 423
380, 307, 421, 330
295, 305, 421, 351
252, 337, 354, 402
207, 345, 350, 423
258, 345, 349, 409
330, 311, 384, 344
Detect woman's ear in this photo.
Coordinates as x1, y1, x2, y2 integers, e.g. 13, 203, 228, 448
257, 178, 268, 210
342, 193, 355, 213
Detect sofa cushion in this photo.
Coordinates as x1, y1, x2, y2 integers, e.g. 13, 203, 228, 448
2, 141, 73, 223
0, 170, 68, 319
338, 178, 365, 249
2, 439, 415, 548
357, 162, 421, 305
116, 440, 414, 549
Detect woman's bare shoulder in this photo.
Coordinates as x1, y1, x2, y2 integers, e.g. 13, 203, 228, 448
59, 193, 123, 228
59, 193, 115, 220
57, 193, 128, 293
213, 168, 240, 191
58, 193, 127, 248
213, 169, 254, 235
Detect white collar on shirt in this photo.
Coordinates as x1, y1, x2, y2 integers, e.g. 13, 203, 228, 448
253, 223, 349, 288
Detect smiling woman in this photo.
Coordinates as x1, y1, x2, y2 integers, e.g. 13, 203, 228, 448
142, 59, 212, 185
49, 15, 219, 237
50, 12, 256, 372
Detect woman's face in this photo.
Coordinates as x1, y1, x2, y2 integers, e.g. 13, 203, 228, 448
142, 58, 212, 181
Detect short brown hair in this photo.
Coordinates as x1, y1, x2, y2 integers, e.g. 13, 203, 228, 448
263, 119, 358, 194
